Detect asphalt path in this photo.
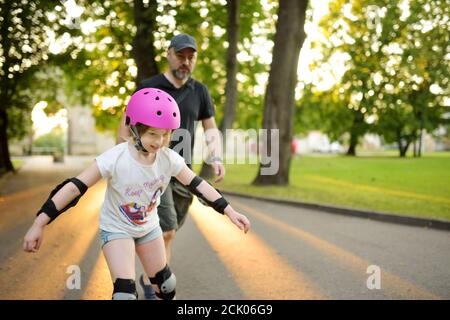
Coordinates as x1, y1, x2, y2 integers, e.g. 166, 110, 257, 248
0, 157, 448, 299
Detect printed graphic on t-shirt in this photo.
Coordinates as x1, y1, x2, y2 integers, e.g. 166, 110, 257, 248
147, 186, 164, 214
119, 202, 148, 225
119, 186, 165, 226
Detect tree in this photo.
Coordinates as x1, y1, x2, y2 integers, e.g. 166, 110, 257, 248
219, 0, 240, 134
132, 0, 159, 85
301, 0, 449, 157
0, 0, 77, 174
169, 0, 274, 131
253, 0, 308, 186
58, 0, 161, 133
310, 0, 387, 156
68, 0, 272, 133
199, 0, 240, 179
372, 0, 449, 157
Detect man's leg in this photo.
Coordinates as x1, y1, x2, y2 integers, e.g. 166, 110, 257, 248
163, 229, 176, 263
158, 182, 193, 264
159, 183, 194, 263
136, 233, 176, 300
173, 189, 194, 231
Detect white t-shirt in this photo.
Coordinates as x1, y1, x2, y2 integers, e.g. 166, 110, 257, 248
95, 142, 185, 238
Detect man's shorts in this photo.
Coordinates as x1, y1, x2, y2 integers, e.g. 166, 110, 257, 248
157, 180, 193, 232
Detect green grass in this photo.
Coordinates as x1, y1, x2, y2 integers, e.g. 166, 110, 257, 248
195, 152, 450, 221
0, 159, 23, 177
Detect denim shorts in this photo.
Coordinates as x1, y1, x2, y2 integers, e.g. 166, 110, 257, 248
99, 226, 163, 248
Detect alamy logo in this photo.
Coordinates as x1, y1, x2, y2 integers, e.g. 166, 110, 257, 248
366, 265, 381, 290
66, 265, 81, 290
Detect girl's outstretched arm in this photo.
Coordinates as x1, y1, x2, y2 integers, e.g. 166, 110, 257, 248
49, 161, 102, 214
23, 161, 102, 253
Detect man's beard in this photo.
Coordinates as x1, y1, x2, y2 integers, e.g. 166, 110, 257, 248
171, 68, 191, 80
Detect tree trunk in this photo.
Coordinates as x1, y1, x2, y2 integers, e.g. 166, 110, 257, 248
0, 1, 14, 174
252, 0, 308, 186
399, 143, 409, 157
0, 109, 14, 174
397, 134, 410, 158
346, 109, 365, 156
412, 129, 419, 157
132, 0, 159, 86
200, 0, 240, 179
26, 129, 34, 156
346, 132, 358, 156
219, 0, 240, 134
418, 128, 423, 157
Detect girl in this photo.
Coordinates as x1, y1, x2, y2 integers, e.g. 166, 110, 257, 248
23, 88, 251, 300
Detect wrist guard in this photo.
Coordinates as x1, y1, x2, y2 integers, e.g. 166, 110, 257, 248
185, 176, 229, 214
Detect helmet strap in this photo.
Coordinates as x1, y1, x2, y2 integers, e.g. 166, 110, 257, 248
128, 125, 149, 153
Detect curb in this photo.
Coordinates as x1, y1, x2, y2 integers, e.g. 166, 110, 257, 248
222, 191, 450, 232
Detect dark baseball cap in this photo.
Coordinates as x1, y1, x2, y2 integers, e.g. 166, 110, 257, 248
169, 34, 197, 52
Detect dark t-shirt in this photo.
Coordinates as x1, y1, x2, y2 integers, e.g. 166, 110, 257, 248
138, 74, 215, 165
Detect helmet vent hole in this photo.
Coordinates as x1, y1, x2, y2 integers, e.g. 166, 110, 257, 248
155, 96, 160, 100
144, 92, 149, 95
168, 98, 172, 102
173, 112, 177, 117
157, 111, 162, 116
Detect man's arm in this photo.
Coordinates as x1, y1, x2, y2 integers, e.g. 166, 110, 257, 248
202, 117, 225, 183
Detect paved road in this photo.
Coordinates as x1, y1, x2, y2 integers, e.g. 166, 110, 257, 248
0, 157, 449, 299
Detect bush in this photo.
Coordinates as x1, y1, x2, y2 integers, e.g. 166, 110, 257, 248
32, 127, 65, 155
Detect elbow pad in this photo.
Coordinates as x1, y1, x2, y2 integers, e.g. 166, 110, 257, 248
36, 177, 88, 224
186, 176, 229, 214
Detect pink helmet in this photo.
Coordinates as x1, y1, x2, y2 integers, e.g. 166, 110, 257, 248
126, 88, 180, 129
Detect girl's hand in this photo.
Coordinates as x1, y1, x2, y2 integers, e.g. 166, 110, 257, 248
225, 208, 251, 233
23, 224, 44, 253
23, 214, 49, 253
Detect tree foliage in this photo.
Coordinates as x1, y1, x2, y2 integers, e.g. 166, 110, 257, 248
299, 0, 449, 157
0, 0, 80, 172
64, 0, 275, 133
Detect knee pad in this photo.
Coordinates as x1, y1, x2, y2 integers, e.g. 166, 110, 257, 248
112, 278, 138, 300
149, 265, 176, 300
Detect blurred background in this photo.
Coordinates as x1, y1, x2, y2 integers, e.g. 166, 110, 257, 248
1, 0, 450, 301
1, 0, 449, 220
